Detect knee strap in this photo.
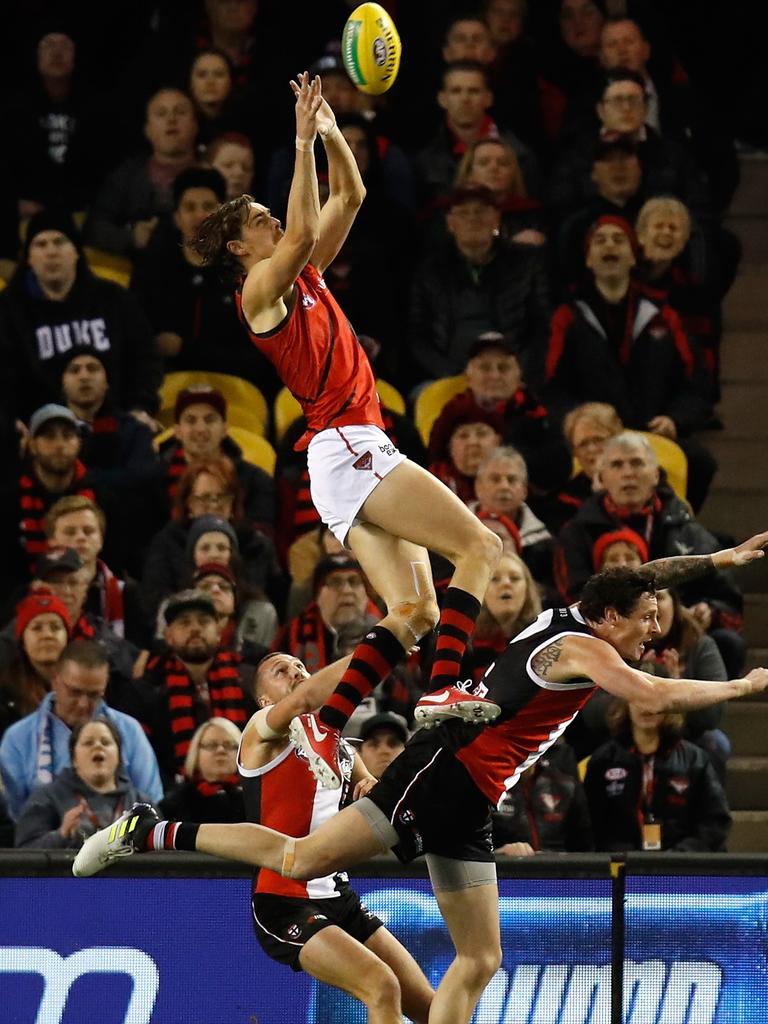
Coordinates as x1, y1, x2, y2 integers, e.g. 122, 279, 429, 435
281, 837, 297, 878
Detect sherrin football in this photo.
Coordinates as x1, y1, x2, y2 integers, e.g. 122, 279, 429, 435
342, 3, 402, 96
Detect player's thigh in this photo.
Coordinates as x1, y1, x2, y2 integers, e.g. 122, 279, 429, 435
299, 925, 400, 1005
365, 926, 434, 1024
433, 878, 501, 960
359, 460, 489, 562
298, 802, 388, 877
347, 520, 436, 608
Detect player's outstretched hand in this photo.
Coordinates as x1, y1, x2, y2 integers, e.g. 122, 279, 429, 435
290, 72, 322, 143
714, 530, 768, 569
746, 668, 768, 695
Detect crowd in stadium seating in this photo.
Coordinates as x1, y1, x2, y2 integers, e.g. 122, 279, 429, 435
0, 0, 751, 853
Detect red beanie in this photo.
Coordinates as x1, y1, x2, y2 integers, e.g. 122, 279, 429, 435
584, 214, 639, 258
15, 590, 71, 641
593, 528, 649, 571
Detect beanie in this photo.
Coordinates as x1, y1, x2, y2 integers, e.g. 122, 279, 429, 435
593, 528, 649, 571
24, 209, 83, 260
186, 516, 239, 561
15, 590, 71, 641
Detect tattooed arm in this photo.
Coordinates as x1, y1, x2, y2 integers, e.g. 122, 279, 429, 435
531, 638, 565, 679
639, 530, 768, 588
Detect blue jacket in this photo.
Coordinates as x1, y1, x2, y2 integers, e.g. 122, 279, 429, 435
0, 693, 162, 819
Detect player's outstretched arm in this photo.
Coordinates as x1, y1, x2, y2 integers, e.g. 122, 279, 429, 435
639, 530, 768, 589
241, 73, 322, 314
556, 634, 767, 713
310, 94, 366, 274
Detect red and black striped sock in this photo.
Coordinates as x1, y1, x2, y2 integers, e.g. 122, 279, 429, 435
429, 587, 481, 690
142, 821, 200, 852
318, 626, 406, 732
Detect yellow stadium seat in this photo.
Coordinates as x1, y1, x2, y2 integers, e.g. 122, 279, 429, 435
158, 371, 268, 435
573, 429, 688, 500
272, 379, 407, 442
83, 246, 132, 289
154, 425, 276, 475
273, 387, 302, 442
414, 375, 467, 446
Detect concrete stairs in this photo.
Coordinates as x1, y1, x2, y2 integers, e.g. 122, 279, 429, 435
701, 154, 768, 851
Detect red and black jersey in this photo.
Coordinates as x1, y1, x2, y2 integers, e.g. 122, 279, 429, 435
240, 738, 355, 899
439, 606, 596, 807
236, 264, 384, 450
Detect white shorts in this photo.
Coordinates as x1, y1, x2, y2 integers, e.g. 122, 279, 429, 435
307, 425, 407, 544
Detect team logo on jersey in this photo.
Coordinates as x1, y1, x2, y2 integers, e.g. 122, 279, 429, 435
353, 451, 373, 471
301, 293, 316, 309
399, 809, 415, 825
540, 793, 562, 812
286, 923, 302, 940
669, 776, 690, 794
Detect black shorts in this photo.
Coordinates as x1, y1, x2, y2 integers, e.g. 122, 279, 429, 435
251, 886, 383, 971
366, 727, 494, 864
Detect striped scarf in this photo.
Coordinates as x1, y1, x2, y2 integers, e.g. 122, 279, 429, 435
149, 649, 250, 769
18, 460, 95, 567
93, 560, 125, 638
164, 444, 188, 503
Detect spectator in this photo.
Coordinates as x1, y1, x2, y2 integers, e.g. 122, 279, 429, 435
592, 527, 647, 572
159, 717, 245, 823
158, 386, 275, 530
0, 210, 161, 422
84, 87, 198, 256
547, 69, 711, 224
428, 405, 502, 504
61, 352, 159, 497
462, 551, 542, 683
493, 745, 594, 853
192, 562, 272, 660
410, 185, 550, 384
14, 717, 151, 848
2, 404, 98, 584
1, 31, 94, 212
0, 592, 70, 739
132, 591, 253, 786
207, 131, 255, 199
584, 696, 731, 852
415, 61, 537, 202
132, 174, 280, 385
478, 1, 542, 147
544, 215, 712, 452
0, 639, 161, 819
471, 447, 553, 585
542, 402, 624, 533
273, 555, 378, 674
188, 48, 244, 150
456, 138, 545, 245
45, 496, 146, 646
142, 456, 279, 623
555, 432, 746, 675
358, 712, 408, 780
427, 333, 570, 494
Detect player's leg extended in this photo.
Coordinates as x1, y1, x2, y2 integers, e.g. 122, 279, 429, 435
425, 866, 502, 1024
364, 927, 434, 1024
360, 460, 502, 690
300, 926, 405, 1024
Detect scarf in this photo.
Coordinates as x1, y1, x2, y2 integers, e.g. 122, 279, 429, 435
274, 602, 331, 674
148, 649, 249, 769
165, 443, 189, 503
195, 773, 242, 796
18, 460, 94, 566
35, 704, 56, 786
93, 560, 125, 637
602, 492, 663, 549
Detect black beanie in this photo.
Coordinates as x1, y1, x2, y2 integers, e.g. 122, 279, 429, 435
23, 209, 83, 261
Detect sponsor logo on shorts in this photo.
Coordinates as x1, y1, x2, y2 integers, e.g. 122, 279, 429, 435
306, 914, 328, 924
286, 923, 302, 940
378, 443, 395, 456
301, 293, 316, 309
353, 451, 373, 471
399, 809, 415, 825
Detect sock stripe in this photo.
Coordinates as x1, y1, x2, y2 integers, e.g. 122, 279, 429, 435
318, 627, 406, 731
429, 587, 482, 689
166, 822, 180, 850
441, 608, 477, 634
335, 680, 372, 704
342, 661, 382, 690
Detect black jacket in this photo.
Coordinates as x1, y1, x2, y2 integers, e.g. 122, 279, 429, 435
584, 731, 731, 852
160, 779, 246, 824
0, 263, 161, 419
555, 485, 743, 622
410, 237, 551, 382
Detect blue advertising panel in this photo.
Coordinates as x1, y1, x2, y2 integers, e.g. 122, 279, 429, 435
624, 875, 768, 1024
0, 875, 611, 1024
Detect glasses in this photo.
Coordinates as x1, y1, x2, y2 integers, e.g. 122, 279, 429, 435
199, 740, 239, 753
322, 575, 365, 591
603, 94, 645, 109
189, 492, 233, 509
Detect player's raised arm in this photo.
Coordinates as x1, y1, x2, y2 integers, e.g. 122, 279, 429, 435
638, 529, 768, 589
239, 73, 323, 315
310, 96, 366, 274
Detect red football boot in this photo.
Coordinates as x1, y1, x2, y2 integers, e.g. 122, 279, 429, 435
289, 713, 343, 789
414, 685, 501, 728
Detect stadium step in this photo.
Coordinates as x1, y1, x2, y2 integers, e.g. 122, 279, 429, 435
723, 215, 768, 264
725, 756, 768, 809
727, 811, 768, 852
716, 384, 768, 436
723, 702, 768, 754
746, 647, 768, 673
699, 488, 768, 539
744, 595, 768, 647
722, 267, 768, 330
726, 155, 768, 218
702, 436, 768, 487
719, 332, 768, 384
